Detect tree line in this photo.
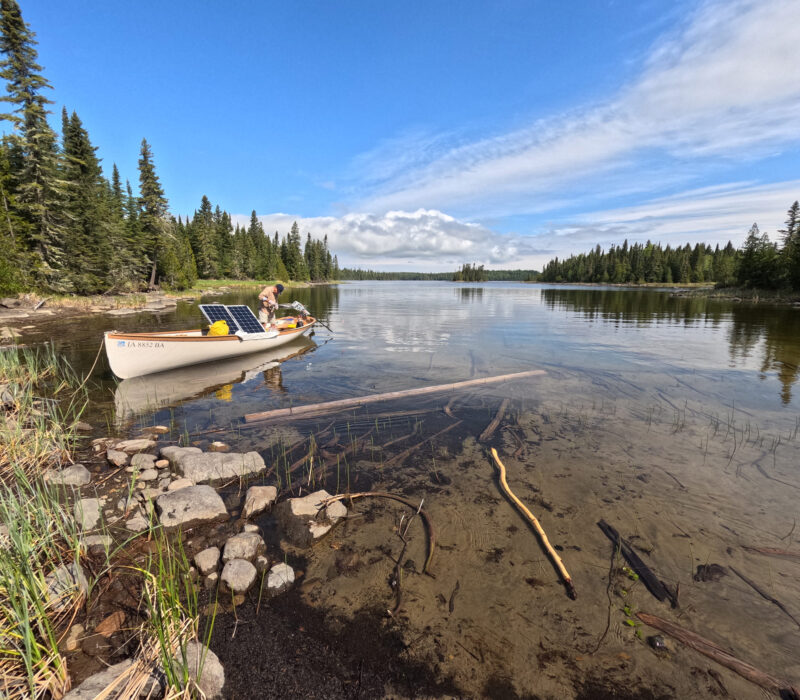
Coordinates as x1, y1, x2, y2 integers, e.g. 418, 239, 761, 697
539, 201, 800, 289
339, 265, 539, 281
0, 0, 337, 295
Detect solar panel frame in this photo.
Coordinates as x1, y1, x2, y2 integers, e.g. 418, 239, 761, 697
198, 304, 240, 334
227, 304, 266, 335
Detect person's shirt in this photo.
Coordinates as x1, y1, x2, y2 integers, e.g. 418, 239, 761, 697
259, 286, 278, 308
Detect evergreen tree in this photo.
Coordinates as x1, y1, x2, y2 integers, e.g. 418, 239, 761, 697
137, 138, 168, 288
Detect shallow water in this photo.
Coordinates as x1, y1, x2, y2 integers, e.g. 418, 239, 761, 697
29, 282, 800, 697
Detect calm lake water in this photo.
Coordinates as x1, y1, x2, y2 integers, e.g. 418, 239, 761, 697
26, 281, 800, 697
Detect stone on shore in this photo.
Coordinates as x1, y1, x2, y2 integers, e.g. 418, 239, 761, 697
168, 478, 193, 491
130, 452, 157, 469
125, 512, 149, 532
74, 497, 102, 530
220, 558, 257, 594
107, 449, 129, 467
194, 546, 221, 576
174, 451, 266, 484
115, 438, 156, 453
242, 485, 277, 518
155, 486, 227, 529
222, 532, 265, 563
274, 489, 335, 547
63, 660, 133, 700
137, 468, 158, 482
326, 499, 348, 523
267, 562, 295, 595
175, 641, 225, 699
95, 610, 125, 638
44, 561, 88, 612
159, 445, 203, 464
208, 441, 229, 452
47, 463, 91, 486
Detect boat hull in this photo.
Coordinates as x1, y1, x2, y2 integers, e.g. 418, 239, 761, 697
105, 321, 315, 379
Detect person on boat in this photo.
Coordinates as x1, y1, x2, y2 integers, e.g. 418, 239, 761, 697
258, 283, 284, 327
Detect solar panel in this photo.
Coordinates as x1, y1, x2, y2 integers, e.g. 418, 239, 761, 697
198, 304, 240, 334
227, 305, 266, 335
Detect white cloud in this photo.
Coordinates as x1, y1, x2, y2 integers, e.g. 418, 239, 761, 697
348, 0, 800, 217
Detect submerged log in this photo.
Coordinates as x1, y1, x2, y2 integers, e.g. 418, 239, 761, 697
636, 612, 800, 699
244, 370, 546, 423
479, 398, 510, 442
742, 546, 800, 562
597, 520, 674, 605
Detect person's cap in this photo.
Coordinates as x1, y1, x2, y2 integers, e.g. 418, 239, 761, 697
275, 284, 284, 294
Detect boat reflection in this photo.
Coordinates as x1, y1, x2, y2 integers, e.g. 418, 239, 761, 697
113, 336, 316, 423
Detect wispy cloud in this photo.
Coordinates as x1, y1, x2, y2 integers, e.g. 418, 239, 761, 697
349, 0, 800, 217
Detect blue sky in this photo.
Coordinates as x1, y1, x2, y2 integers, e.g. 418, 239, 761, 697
15, 0, 800, 270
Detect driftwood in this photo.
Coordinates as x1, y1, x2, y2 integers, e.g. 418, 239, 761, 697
479, 398, 510, 442
730, 566, 800, 629
636, 612, 800, 699
490, 448, 577, 600
320, 492, 436, 575
385, 421, 462, 467
244, 370, 546, 423
597, 520, 674, 605
742, 545, 800, 562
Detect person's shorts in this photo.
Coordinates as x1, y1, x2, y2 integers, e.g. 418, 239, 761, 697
258, 308, 275, 324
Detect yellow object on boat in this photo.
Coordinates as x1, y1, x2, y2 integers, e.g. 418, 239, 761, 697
208, 320, 229, 336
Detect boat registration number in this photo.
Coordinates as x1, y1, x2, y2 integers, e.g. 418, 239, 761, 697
117, 340, 166, 349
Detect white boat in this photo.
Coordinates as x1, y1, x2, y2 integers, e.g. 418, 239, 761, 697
113, 336, 315, 421
104, 303, 316, 379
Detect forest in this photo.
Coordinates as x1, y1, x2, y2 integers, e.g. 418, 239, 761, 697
0, 1, 337, 296
540, 201, 800, 290
339, 265, 539, 281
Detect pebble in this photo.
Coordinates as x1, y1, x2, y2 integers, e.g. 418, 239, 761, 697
155, 459, 170, 469
60, 623, 84, 653
130, 453, 157, 469
106, 449, 129, 467
137, 468, 158, 482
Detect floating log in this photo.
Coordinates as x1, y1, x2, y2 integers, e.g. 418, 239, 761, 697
636, 612, 800, 699
479, 398, 510, 442
597, 520, 674, 605
491, 448, 577, 600
244, 370, 546, 423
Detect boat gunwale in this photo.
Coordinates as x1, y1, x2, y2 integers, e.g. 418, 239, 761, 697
105, 318, 316, 343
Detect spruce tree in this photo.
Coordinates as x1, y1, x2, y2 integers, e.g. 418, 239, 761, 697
137, 138, 169, 289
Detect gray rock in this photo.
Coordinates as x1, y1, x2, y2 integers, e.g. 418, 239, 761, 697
242, 485, 277, 519
74, 421, 93, 432
47, 464, 91, 486
242, 523, 260, 533
221, 558, 257, 594
115, 438, 156, 453
107, 449, 129, 467
130, 452, 157, 469
174, 641, 224, 699
156, 486, 228, 529
44, 561, 88, 612
126, 512, 149, 532
205, 572, 219, 590
63, 659, 133, 699
106, 308, 139, 316
222, 532, 265, 563
137, 468, 158, 482
168, 477, 193, 491
274, 489, 334, 547
267, 562, 295, 595
74, 498, 102, 530
326, 499, 348, 523
194, 546, 221, 576
160, 445, 202, 464
175, 451, 266, 484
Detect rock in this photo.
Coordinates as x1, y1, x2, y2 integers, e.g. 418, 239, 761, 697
117, 495, 137, 514
205, 572, 219, 590
115, 438, 156, 453
158, 476, 171, 489
220, 558, 257, 594
0, 297, 21, 308
106, 308, 139, 316
0, 325, 22, 340
125, 512, 149, 532
151, 425, 170, 434
82, 535, 112, 554
242, 523, 260, 533
208, 441, 229, 452
160, 445, 202, 463
47, 464, 91, 486
267, 562, 295, 595
74, 421, 93, 432
174, 641, 225, 699
174, 451, 267, 484
255, 555, 269, 573
242, 485, 277, 518
222, 532, 265, 563
59, 623, 84, 653
326, 499, 347, 524
130, 452, 157, 469
155, 459, 170, 468
137, 468, 158, 482
74, 497, 102, 530
95, 610, 125, 638
274, 489, 334, 547
168, 478, 193, 491
107, 449, 129, 467
44, 561, 88, 612
63, 659, 133, 699
156, 486, 228, 529
194, 547, 221, 576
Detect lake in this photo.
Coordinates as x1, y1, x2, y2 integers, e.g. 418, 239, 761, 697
28, 282, 800, 697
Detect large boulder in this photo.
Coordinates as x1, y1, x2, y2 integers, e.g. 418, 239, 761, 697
173, 451, 266, 484
274, 489, 337, 547
155, 486, 227, 529
242, 485, 277, 518
222, 532, 265, 563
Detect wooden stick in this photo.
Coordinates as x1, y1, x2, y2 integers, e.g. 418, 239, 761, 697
730, 566, 800, 629
385, 420, 462, 466
479, 398, 510, 442
490, 448, 577, 600
636, 612, 800, 699
320, 491, 436, 575
742, 545, 800, 562
244, 370, 546, 422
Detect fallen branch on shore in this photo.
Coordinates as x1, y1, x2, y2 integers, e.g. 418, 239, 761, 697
319, 491, 436, 576
243, 369, 546, 423
479, 398, 510, 442
597, 520, 675, 605
636, 612, 800, 699
490, 448, 577, 600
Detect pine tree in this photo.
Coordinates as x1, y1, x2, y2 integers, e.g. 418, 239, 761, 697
137, 138, 169, 289
779, 201, 800, 289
